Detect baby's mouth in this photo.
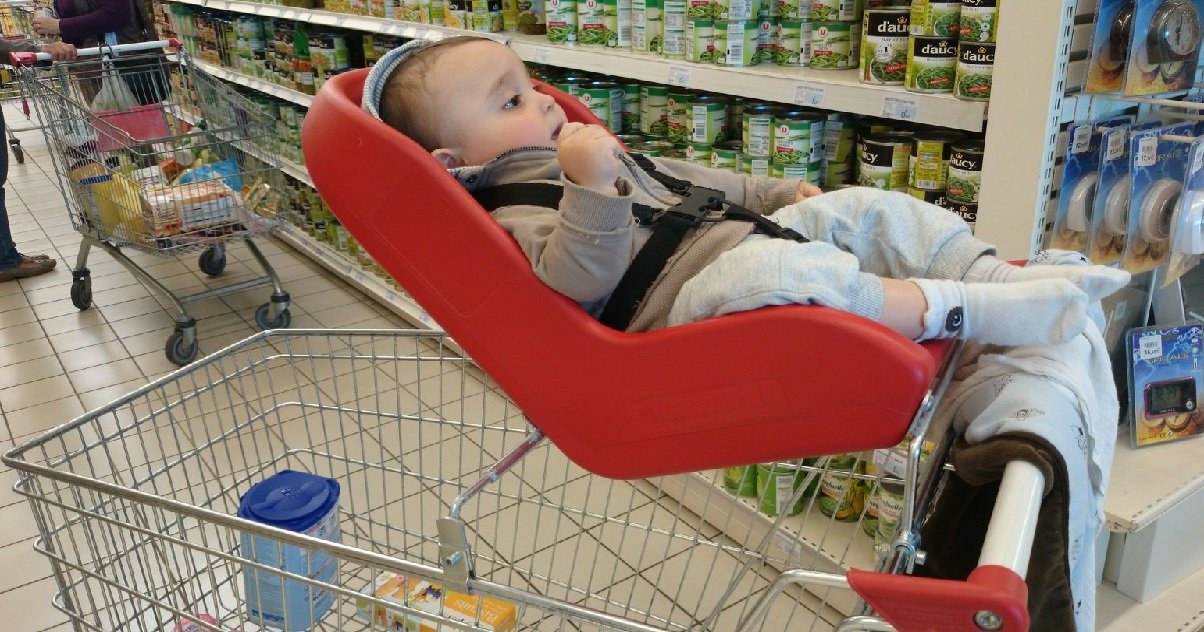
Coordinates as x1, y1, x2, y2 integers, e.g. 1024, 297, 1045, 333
551, 123, 563, 141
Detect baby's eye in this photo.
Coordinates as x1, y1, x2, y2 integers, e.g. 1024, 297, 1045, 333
504, 95, 522, 109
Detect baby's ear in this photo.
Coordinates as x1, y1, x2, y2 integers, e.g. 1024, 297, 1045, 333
431, 148, 463, 169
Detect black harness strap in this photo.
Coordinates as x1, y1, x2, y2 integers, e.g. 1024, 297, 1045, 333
469, 153, 809, 330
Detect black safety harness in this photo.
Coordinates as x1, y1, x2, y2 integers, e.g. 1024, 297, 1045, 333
471, 153, 809, 330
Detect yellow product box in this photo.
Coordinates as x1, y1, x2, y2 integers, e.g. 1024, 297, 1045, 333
355, 571, 517, 632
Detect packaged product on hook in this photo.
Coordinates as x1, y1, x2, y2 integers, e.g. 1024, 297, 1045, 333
1085, 0, 1138, 93
1050, 115, 1134, 253
1163, 136, 1204, 284
1120, 122, 1195, 273
1089, 120, 1161, 264
1122, 0, 1204, 96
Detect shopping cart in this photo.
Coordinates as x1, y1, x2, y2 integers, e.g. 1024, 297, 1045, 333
2, 329, 1044, 632
9, 39, 291, 366
0, 0, 47, 163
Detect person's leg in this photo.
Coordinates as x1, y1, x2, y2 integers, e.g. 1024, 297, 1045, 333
0, 108, 56, 281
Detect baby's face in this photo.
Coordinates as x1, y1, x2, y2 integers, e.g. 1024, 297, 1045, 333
429, 40, 568, 166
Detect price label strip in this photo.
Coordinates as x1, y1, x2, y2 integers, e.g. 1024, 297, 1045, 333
881, 94, 918, 122
794, 84, 825, 107
667, 66, 692, 87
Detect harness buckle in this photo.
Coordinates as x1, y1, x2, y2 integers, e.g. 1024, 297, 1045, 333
660, 186, 726, 225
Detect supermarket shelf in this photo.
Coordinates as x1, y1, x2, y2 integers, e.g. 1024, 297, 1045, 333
505, 34, 987, 132
660, 472, 878, 616
276, 224, 445, 332
1104, 435, 1204, 534
170, 0, 506, 43
190, 57, 314, 108
1098, 565, 1204, 632
163, 0, 987, 132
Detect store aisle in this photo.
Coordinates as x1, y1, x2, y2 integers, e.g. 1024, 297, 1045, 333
0, 98, 410, 631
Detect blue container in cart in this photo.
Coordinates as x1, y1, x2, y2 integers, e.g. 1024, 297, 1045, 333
238, 470, 341, 631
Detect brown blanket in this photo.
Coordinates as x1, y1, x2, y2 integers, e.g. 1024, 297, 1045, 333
915, 432, 1076, 632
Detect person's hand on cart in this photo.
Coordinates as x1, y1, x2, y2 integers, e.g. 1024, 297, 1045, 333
38, 42, 77, 61
31, 15, 61, 36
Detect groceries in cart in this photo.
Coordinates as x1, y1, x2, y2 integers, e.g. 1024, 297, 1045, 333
355, 572, 517, 632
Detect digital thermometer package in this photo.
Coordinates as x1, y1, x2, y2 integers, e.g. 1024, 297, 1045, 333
1127, 321, 1204, 447
1051, 116, 1133, 253
1120, 122, 1195, 273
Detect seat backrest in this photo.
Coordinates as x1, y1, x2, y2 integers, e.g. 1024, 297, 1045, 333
301, 69, 946, 479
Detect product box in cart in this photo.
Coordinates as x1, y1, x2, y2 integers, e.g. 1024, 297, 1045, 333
355, 571, 517, 632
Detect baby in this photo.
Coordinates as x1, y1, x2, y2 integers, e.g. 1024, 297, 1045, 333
362, 36, 1130, 345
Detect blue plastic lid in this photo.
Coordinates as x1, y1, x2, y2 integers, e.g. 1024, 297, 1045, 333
238, 470, 340, 532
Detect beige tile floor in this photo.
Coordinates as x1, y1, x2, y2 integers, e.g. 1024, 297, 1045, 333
2, 99, 1201, 632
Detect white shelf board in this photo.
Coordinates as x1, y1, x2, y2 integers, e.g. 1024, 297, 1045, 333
1098, 566, 1204, 632
506, 33, 987, 132
190, 57, 314, 108
1103, 433, 1204, 534
172, 0, 506, 43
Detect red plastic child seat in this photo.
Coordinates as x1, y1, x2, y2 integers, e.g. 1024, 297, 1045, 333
301, 69, 952, 480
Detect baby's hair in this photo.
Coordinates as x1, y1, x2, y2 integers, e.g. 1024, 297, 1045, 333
378, 36, 484, 151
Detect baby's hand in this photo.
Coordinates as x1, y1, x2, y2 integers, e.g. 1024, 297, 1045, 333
794, 181, 823, 202
558, 123, 623, 195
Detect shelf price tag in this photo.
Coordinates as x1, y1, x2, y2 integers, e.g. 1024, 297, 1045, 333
1136, 136, 1158, 168
1138, 332, 1163, 360
534, 47, 552, 64
881, 94, 918, 122
667, 66, 692, 87
793, 84, 825, 107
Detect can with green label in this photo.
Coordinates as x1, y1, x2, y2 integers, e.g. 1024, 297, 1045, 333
686, 17, 717, 62
773, 19, 809, 65
905, 35, 956, 93
711, 140, 742, 172
754, 17, 776, 65
756, 461, 806, 517
716, 0, 761, 20
771, 109, 823, 165
946, 200, 977, 227
817, 454, 865, 521
723, 465, 758, 496
578, 81, 625, 133
910, 130, 963, 190
742, 102, 780, 157
858, 131, 912, 191
908, 186, 948, 205
775, 0, 807, 20
715, 19, 760, 66
945, 141, 984, 203
633, 0, 665, 52
743, 154, 771, 176
640, 84, 670, 137
726, 97, 745, 134
620, 83, 641, 134
770, 160, 809, 180
909, 0, 959, 37
546, 0, 578, 42
862, 473, 904, 539
809, 0, 858, 21
955, 41, 994, 101
665, 88, 694, 144
689, 94, 728, 143
809, 21, 858, 69
861, 9, 908, 85
578, 0, 617, 46
823, 113, 856, 164
553, 74, 593, 96
662, 0, 688, 57
958, 0, 996, 43
685, 142, 714, 164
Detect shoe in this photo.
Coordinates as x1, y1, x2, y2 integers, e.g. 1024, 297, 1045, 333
19, 253, 51, 262
0, 256, 56, 282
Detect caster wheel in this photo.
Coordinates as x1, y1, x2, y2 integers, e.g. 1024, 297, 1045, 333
165, 329, 199, 366
10, 141, 23, 165
198, 246, 226, 277
70, 277, 92, 310
255, 303, 291, 330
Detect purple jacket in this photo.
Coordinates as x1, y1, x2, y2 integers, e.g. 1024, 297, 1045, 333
53, 0, 135, 48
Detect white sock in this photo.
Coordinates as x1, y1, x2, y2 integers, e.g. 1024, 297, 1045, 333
963, 253, 1131, 302
910, 278, 1089, 346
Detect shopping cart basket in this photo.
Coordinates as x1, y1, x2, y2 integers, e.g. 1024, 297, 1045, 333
2, 329, 1044, 632
1, 0, 48, 163
9, 39, 290, 366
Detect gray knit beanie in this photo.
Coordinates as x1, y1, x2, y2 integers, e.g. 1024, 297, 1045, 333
361, 38, 437, 120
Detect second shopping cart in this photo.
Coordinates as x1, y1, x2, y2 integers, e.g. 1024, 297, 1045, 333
9, 38, 290, 365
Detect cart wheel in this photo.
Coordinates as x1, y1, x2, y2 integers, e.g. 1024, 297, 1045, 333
198, 246, 226, 277
9, 141, 22, 165
255, 303, 291, 330
165, 329, 199, 366
70, 277, 93, 310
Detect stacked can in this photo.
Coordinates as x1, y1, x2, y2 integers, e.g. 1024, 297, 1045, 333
633, 0, 665, 52
906, 129, 961, 204
860, 8, 908, 84
822, 112, 857, 187
954, 0, 995, 100
944, 140, 983, 227
858, 131, 912, 191
770, 109, 824, 184
807, 0, 861, 69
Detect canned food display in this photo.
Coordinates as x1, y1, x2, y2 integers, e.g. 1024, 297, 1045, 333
858, 131, 912, 191
578, 0, 618, 46
546, 0, 579, 42
742, 103, 780, 157
689, 93, 729, 143
772, 19, 810, 65
640, 84, 670, 137
632, 0, 665, 52
665, 88, 694, 143
958, 0, 996, 43
684, 142, 714, 164
809, 21, 859, 69
905, 35, 957, 93
817, 454, 865, 521
717, 0, 761, 21
910, 130, 962, 190
810, 0, 860, 21
711, 140, 742, 172
715, 19, 760, 66
955, 41, 994, 101
909, 0, 959, 37
686, 17, 717, 61
578, 81, 625, 132
945, 141, 984, 203
662, 0, 689, 57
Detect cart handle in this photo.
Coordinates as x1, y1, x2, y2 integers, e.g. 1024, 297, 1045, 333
8, 38, 181, 65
